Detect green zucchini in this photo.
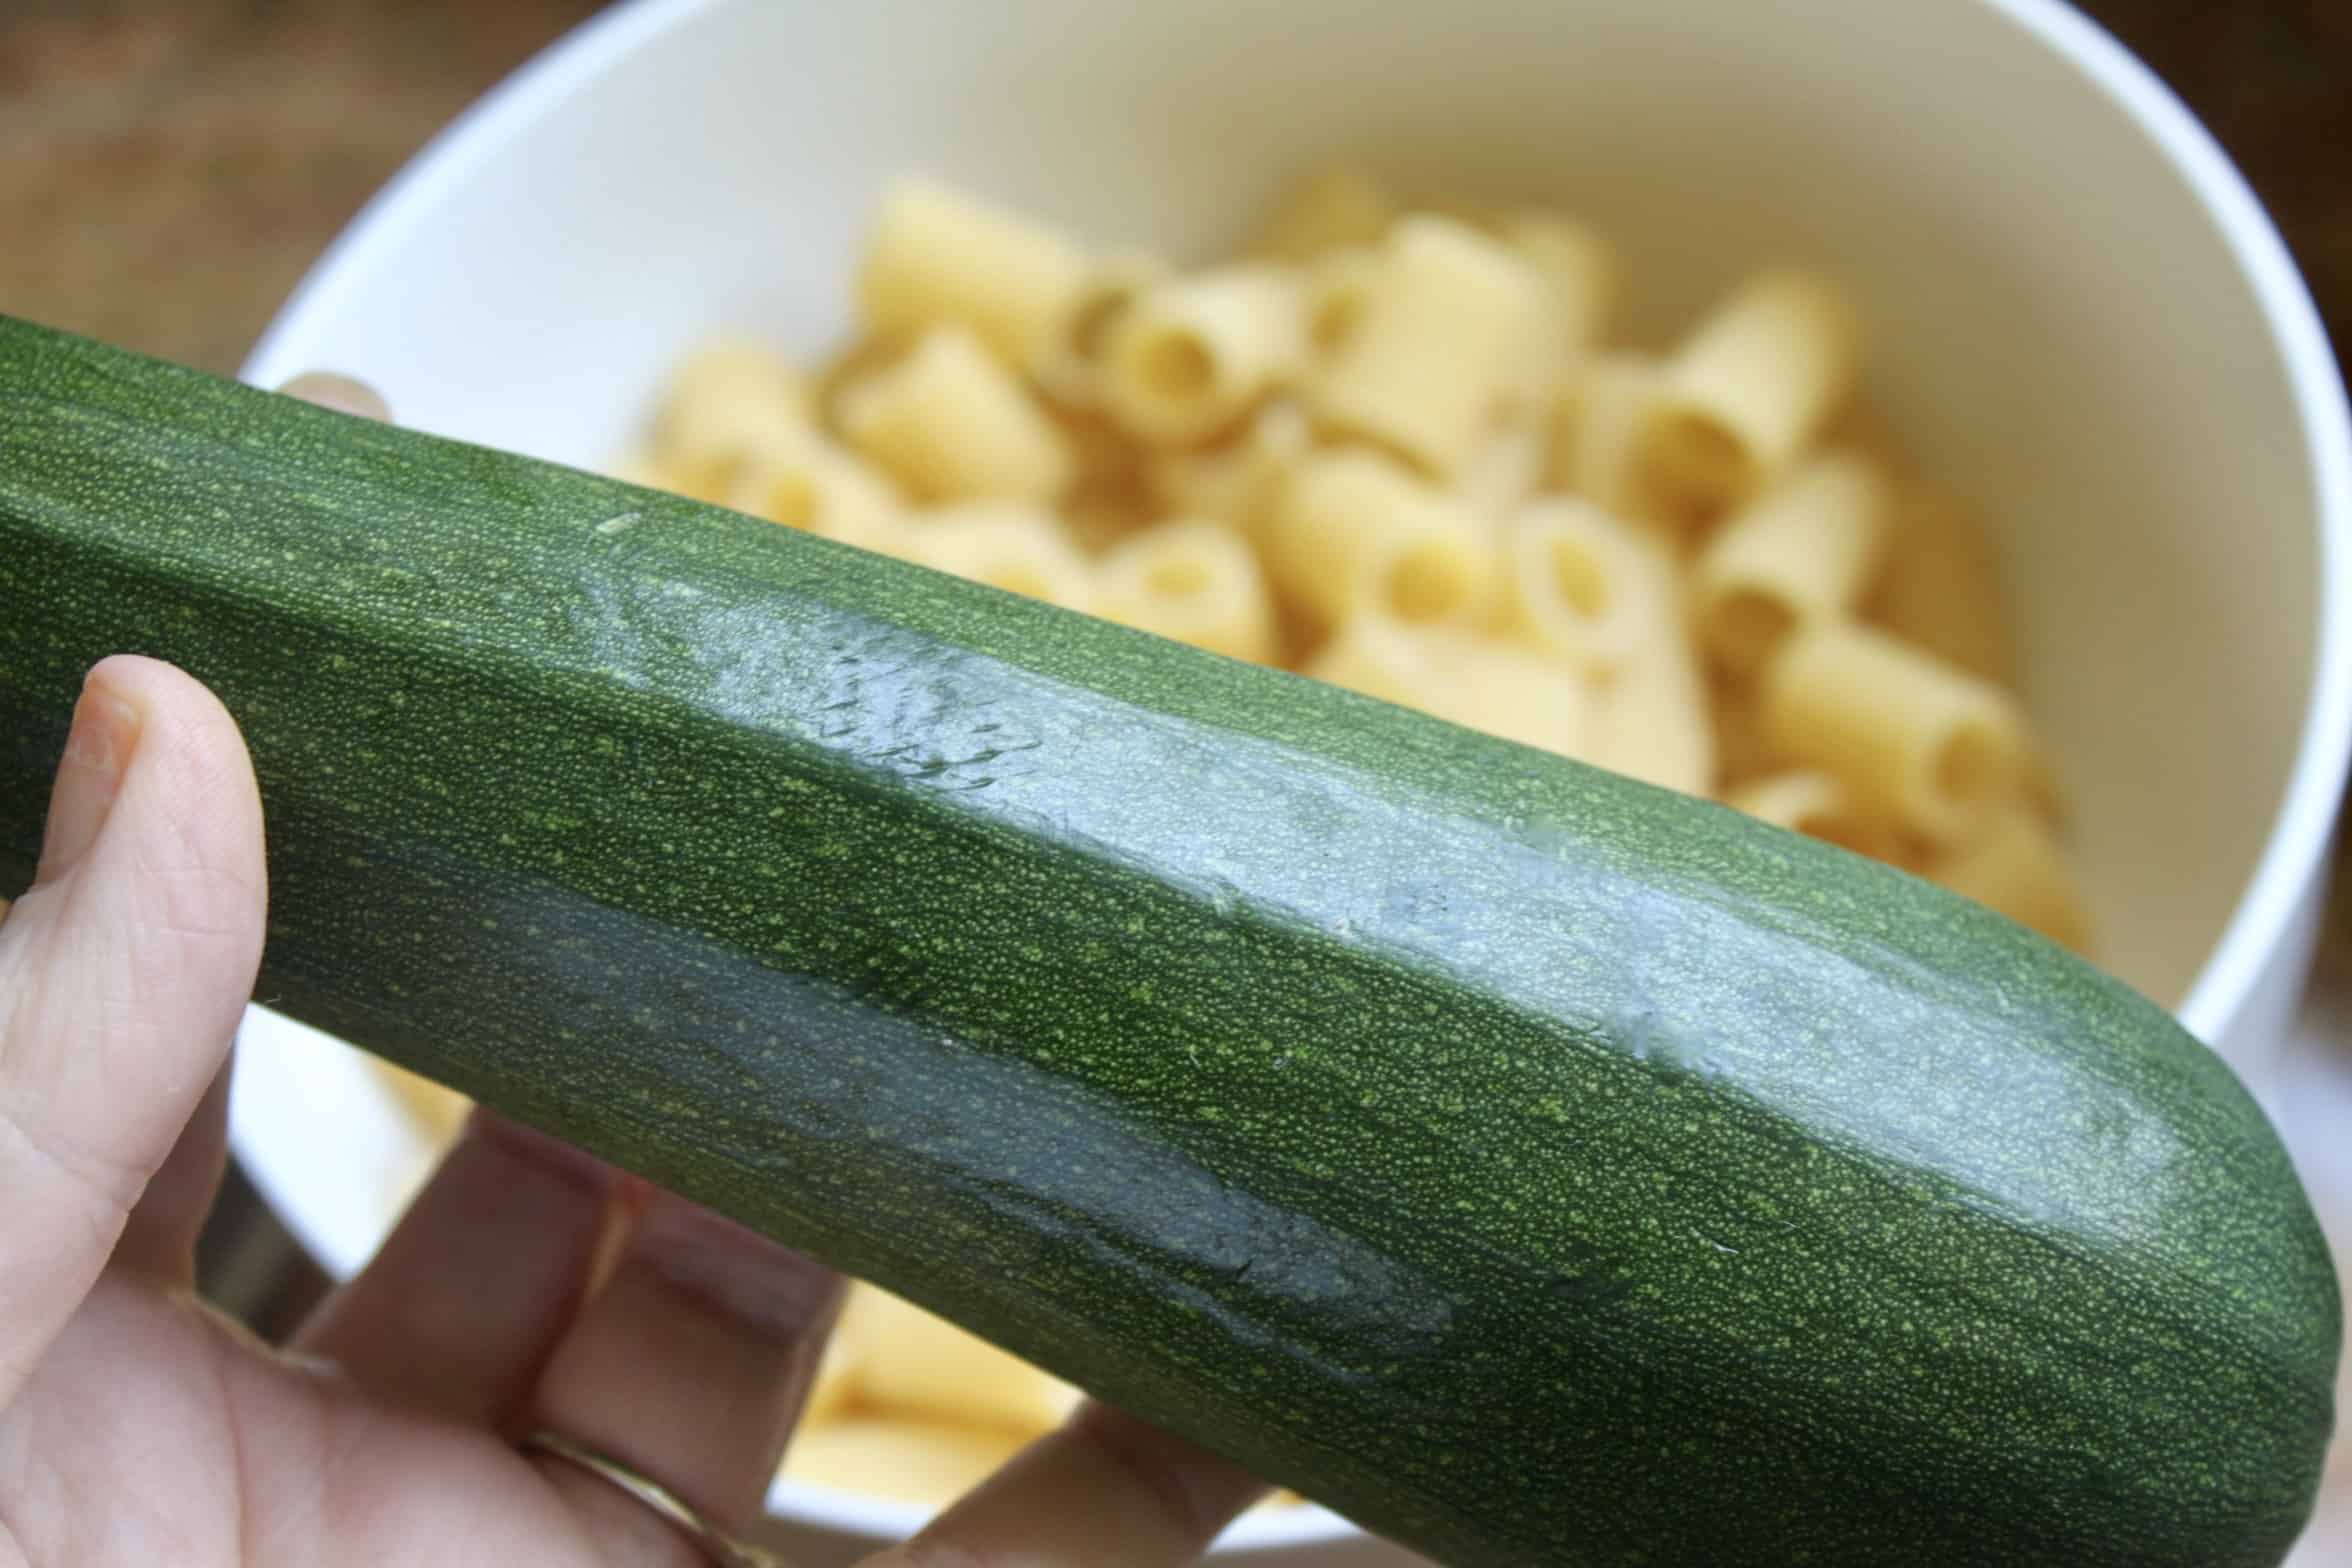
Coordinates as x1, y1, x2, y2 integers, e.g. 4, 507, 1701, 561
0, 313, 2337, 1566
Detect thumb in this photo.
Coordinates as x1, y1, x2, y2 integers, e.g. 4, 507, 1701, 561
0, 656, 266, 1404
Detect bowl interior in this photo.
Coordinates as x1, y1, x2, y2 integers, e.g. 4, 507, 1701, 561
235, 0, 2337, 1556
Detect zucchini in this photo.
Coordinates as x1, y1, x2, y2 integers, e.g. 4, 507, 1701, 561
0, 314, 2337, 1566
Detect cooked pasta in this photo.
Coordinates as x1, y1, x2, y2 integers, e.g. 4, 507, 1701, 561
1760, 620, 2033, 848
838, 326, 1074, 503
1927, 807, 2097, 954
1869, 486, 2016, 684
1308, 216, 1549, 476
1692, 451, 1893, 677
1251, 167, 1393, 262
1264, 448, 1497, 629
1101, 266, 1307, 445
721, 422, 906, 551
1304, 616, 1586, 757
1039, 250, 1170, 408
1094, 517, 1278, 663
856, 176, 1089, 371
1489, 497, 1657, 675
1637, 270, 1861, 520
903, 503, 1095, 611
1144, 399, 1312, 533
1456, 420, 1548, 519
1555, 351, 1663, 522
1725, 770, 1909, 863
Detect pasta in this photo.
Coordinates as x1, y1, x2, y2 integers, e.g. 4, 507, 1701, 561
1692, 451, 1893, 677
781, 1418, 1035, 1506
1263, 448, 1497, 629
1500, 213, 1617, 366
1575, 527, 1715, 795
1724, 770, 1910, 864
1304, 616, 1587, 757
1250, 167, 1393, 262
722, 423, 908, 552
1455, 420, 1548, 519
1760, 620, 2033, 849
1869, 486, 2016, 684
1554, 351, 1663, 523
1490, 497, 1659, 675
855, 176, 1089, 371
1039, 250, 1170, 408
366, 164, 2110, 1514
1144, 399, 1312, 534
1094, 517, 1279, 663
1101, 266, 1308, 445
903, 503, 1096, 612
1308, 216, 1550, 476
837, 1284, 1084, 1434
1636, 271, 1861, 521
1927, 807, 2097, 954
838, 326, 1075, 504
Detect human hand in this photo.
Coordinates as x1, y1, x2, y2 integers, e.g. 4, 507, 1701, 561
0, 379, 1268, 1566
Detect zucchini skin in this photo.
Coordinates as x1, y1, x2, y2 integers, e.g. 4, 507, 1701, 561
0, 315, 2336, 1566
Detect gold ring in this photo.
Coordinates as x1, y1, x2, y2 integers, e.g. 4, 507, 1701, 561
521, 1429, 789, 1568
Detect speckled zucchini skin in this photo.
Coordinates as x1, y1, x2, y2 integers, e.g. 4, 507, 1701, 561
0, 315, 2338, 1566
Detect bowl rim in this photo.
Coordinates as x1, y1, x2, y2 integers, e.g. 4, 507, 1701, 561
235, 0, 2352, 1549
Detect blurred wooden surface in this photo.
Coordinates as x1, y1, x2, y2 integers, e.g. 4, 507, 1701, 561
0, 0, 2347, 1555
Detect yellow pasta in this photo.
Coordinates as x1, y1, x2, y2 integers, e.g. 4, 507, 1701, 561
1250, 167, 1394, 262
1692, 451, 1894, 678
1303, 616, 1588, 757
1583, 636, 1717, 797
1724, 769, 1911, 863
719, 422, 907, 553
838, 326, 1074, 504
1093, 518, 1278, 663
1553, 352, 1663, 522
1455, 420, 1548, 519
1038, 250, 1170, 408
1926, 807, 2097, 954
903, 502, 1095, 611
1760, 620, 2033, 848
1144, 399, 1313, 534
1303, 246, 1381, 359
1869, 487, 2016, 684
1708, 676, 1781, 791
1500, 213, 1617, 364
1637, 270, 1861, 520
1490, 497, 1662, 675
1263, 448, 1497, 629
640, 340, 819, 502
1101, 266, 1307, 445
835, 1284, 1083, 1435
781, 1418, 1037, 1507
1433, 635, 1592, 757
855, 176, 1089, 371
1308, 216, 1548, 477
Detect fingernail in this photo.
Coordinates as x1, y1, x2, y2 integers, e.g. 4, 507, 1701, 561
37, 674, 142, 882
277, 372, 390, 423
628, 1191, 844, 1342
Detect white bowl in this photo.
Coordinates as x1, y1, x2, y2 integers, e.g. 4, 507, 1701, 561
232, 0, 2352, 1562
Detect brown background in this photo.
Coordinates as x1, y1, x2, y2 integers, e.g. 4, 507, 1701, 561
2, 0, 2349, 1550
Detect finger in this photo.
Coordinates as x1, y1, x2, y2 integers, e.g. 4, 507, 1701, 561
111, 1055, 233, 1278
291, 1111, 620, 1424
277, 371, 391, 422
526, 1189, 842, 1557
0, 656, 266, 1403
866, 1402, 1269, 1568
